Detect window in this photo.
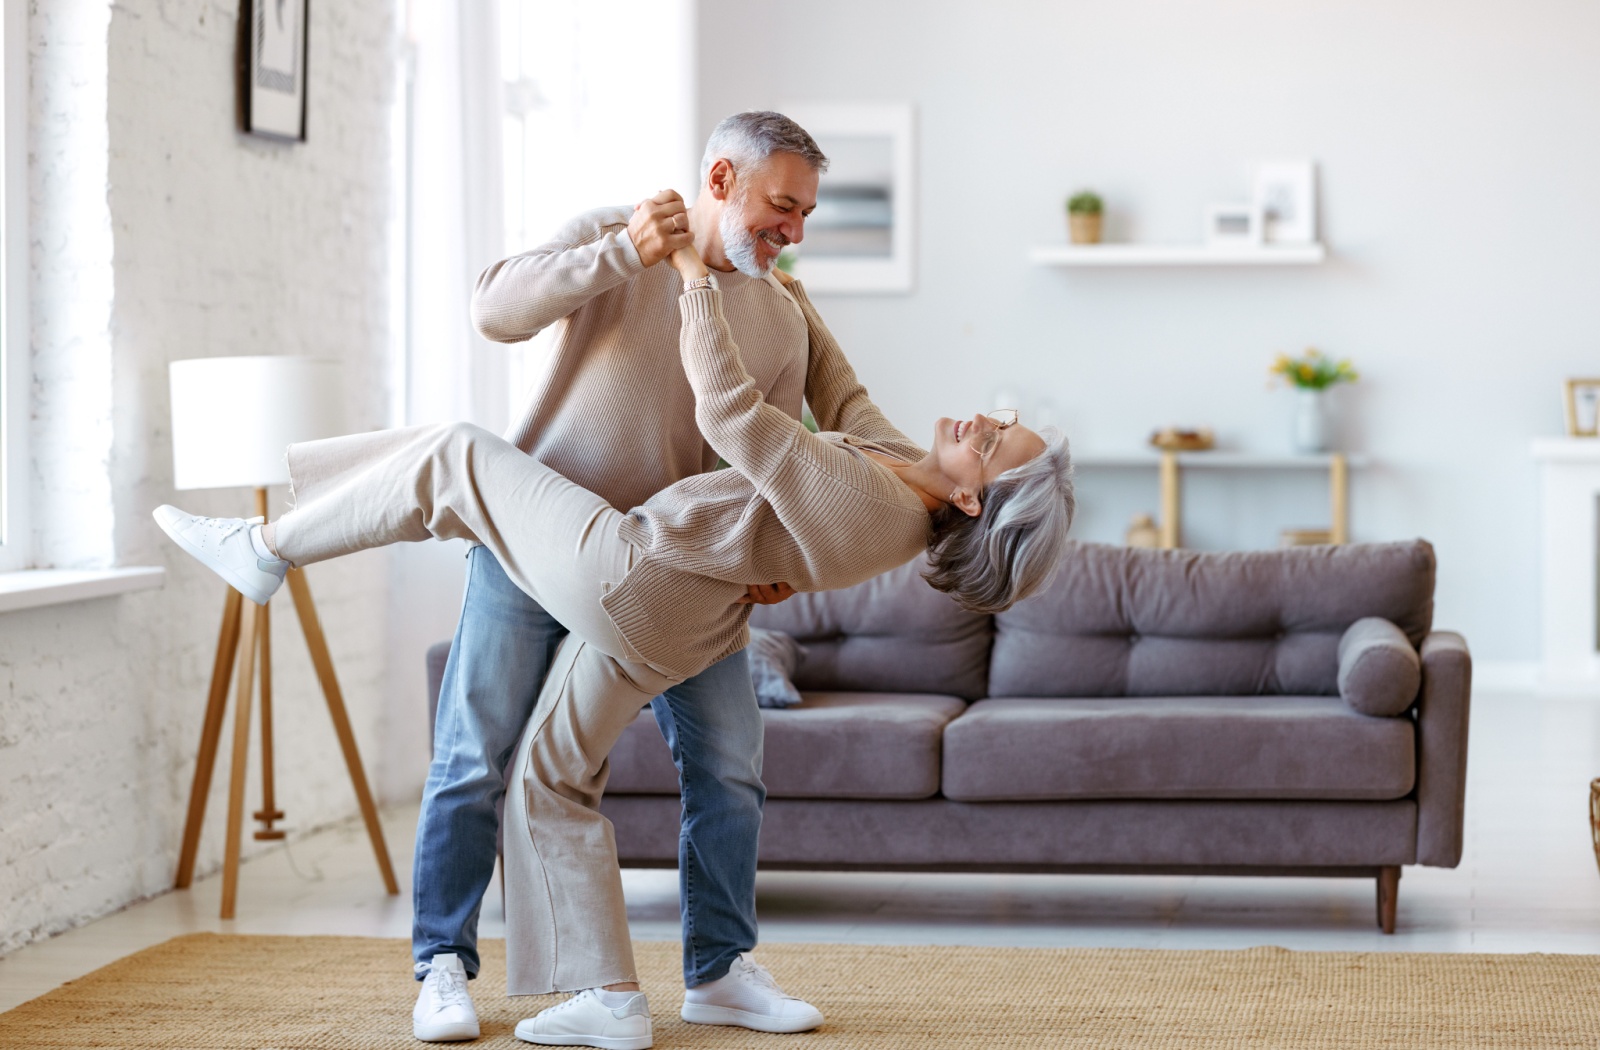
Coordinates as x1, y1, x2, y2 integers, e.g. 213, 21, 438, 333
497, 0, 694, 419
0, 0, 30, 571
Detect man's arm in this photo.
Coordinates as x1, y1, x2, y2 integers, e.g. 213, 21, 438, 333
472, 192, 692, 344
785, 278, 925, 460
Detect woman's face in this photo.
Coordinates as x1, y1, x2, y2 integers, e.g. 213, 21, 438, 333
932, 412, 1047, 503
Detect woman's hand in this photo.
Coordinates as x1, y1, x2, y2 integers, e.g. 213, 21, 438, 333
669, 244, 709, 283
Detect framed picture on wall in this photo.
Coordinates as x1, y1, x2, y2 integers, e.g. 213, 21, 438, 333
777, 103, 915, 294
1564, 378, 1600, 437
245, 0, 308, 141
1253, 160, 1317, 244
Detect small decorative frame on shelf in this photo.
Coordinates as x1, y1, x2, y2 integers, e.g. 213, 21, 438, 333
1028, 243, 1327, 267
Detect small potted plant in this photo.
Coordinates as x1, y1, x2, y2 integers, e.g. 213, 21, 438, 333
1269, 348, 1358, 453
1066, 191, 1103, 245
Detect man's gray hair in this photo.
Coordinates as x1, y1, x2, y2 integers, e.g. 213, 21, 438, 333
921, 428, 1076, 614
700, 111, 830, 185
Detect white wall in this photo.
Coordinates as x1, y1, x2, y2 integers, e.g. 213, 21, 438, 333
0, 0, 407, 955
698, 0, 1600, 662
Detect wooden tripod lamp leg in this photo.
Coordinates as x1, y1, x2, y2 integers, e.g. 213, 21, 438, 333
221, 600, 262, 920
286, 568, 401, 896
253, 598, 286, 841
175, 588, 245, 889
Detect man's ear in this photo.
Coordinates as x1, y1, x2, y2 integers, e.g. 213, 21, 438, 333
950, 488, 982, 518
706, 158, 736, 202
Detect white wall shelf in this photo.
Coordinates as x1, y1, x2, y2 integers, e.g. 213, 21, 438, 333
1029, 243, 1327, 267
0, 567, 165, 614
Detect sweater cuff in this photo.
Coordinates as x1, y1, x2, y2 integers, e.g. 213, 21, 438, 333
677, 285, 722, 323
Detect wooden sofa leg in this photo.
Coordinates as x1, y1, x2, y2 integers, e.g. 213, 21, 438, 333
1376, 866, 1400, 933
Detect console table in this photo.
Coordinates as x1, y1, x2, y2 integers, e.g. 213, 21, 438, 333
1531, 438, 1600, 685
1074, 451, 1363, 550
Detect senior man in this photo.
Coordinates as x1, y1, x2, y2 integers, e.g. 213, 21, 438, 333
411, 111, 888, 1046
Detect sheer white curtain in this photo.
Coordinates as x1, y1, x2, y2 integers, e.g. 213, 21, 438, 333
402, 0, 507, 433
498, 0, 697, 421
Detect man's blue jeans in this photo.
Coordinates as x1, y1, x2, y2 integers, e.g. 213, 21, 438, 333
413, 545, 765, 987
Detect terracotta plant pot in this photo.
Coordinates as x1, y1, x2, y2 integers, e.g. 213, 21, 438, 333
1069, 212, 1103, 245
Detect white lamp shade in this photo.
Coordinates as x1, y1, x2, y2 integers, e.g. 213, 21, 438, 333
169, 356, 346, 490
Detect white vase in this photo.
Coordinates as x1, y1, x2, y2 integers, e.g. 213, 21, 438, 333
1291, 388, 1330, 453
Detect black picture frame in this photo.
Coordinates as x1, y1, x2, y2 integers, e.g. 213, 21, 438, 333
242, 0, 308, 142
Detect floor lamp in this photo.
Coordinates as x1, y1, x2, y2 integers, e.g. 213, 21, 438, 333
167, 356, 399, 919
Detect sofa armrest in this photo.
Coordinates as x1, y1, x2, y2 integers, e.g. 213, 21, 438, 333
1414, 631, 1471, 867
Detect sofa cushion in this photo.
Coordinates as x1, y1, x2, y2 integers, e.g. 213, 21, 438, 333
990, 540, 1435, 698
750, 559, 991, 700
941, 696, 1415, 802
605, 692, 969, 800
1338, 617, 1422, 716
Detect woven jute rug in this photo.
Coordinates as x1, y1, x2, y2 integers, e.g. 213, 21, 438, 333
2, 933, 1598, 1049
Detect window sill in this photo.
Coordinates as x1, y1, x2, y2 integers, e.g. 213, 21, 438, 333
0, 567, 166, 613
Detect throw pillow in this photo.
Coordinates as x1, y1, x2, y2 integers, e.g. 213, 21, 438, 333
1337, 617, 1422, 717
748, 626, 804, 709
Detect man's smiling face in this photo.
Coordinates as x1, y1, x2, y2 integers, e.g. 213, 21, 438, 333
716, 151, 819, 278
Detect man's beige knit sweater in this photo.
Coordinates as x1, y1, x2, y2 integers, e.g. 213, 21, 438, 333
474, 206, 810, 513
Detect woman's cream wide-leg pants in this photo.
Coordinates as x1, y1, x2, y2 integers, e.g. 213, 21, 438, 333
273, 421, 683, 993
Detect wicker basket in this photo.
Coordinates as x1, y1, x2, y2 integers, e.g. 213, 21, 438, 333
1592, 779, 1600, 877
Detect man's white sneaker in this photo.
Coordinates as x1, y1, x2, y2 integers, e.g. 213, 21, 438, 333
680, 953, 823, 1034
152, 505, 288, 605
514, 989, 653, 1050
412, 953, 480, 1042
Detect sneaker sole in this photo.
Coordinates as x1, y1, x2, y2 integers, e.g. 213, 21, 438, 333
152, 508, 279, 605
679, 1002, 823, 1034
512, 1020, 652, 1050
413, 1019, 481, 1042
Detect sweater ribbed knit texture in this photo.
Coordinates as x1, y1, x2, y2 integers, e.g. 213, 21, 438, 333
473, 207, 930, 679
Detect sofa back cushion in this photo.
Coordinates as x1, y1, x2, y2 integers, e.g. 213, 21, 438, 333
750, 558, 992, 700
989, 540, 1435, 698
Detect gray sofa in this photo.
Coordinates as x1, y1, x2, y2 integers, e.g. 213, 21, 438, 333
427, 539, 1470, 933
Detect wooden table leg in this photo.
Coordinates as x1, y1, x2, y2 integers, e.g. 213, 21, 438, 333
286, 569, 400, 896
221, 600, 261, 920
1158, 451, 1181, 550
175, 588, 244, 890
1330, 453, 1349, 544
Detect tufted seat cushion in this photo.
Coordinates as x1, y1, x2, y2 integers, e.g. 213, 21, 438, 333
942, 696, 1416, 801
605, 692, 968, 800
990, 540, 1435, 698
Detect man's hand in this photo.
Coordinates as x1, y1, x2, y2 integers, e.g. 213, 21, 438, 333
629, 189, 692, 268
737, 582, 797, 606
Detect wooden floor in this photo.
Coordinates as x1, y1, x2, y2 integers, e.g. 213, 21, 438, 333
3, 685, 1598, 1013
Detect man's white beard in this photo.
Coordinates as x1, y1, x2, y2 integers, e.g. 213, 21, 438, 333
719, 193, 779, 278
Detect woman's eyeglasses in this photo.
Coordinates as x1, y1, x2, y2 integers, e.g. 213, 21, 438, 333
971, 409, 1019, 463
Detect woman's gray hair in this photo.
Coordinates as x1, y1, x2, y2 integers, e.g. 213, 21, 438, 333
922, 428, 1076, 614
700, 111, 829, 185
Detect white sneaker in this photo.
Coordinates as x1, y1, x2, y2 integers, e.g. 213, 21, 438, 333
412, 953, 480, 1042
152, 505, 288, 605
680, 953, 823, 1033
514, 989, 653, 1050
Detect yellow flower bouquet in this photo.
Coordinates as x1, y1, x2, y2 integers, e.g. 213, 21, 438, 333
1270, 348, 1358, 391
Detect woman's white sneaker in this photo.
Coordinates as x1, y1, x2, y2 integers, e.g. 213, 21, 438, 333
152, 505, 288, 605
680, 953, 823, 1033
514, 989, 653, 1050
412, 953, 480, 1042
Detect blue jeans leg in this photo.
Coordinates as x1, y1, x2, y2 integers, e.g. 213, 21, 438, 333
650, 649, 766, 987
413, 546, 567, 978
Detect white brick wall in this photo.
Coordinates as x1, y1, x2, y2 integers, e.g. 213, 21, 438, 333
0, 0, 403, 955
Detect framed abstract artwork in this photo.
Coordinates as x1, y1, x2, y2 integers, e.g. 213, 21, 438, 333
245, 0, 308, 141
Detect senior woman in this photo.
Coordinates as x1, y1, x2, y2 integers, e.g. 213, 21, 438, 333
155, 246, 1074, 1048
